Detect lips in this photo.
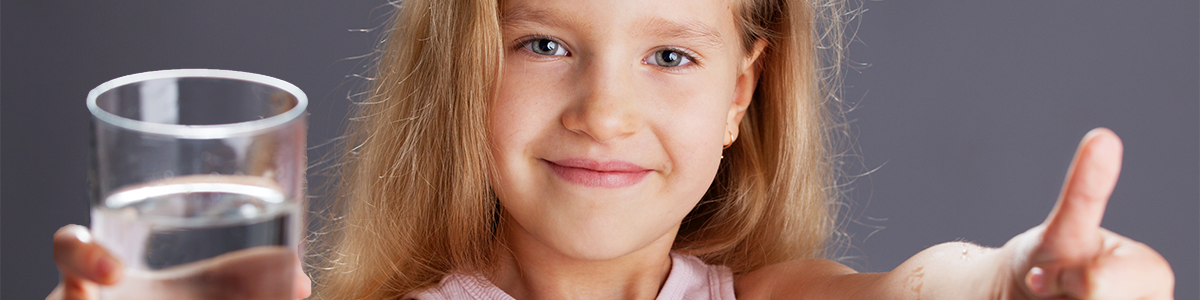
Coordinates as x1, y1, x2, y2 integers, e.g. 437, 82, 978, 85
543, 158, 652, 188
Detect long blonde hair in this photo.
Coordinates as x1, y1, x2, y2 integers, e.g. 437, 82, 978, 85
314, 0, 849, 298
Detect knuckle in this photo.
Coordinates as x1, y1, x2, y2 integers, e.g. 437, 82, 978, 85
45, 285, 64, 300
60, 280, 94, 300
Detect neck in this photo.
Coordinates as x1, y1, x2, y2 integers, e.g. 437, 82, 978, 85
489, 217, 677, 300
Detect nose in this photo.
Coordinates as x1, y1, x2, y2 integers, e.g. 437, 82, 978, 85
561, 58, 644, 143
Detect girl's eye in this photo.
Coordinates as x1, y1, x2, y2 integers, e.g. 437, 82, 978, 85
646, 49, 693, 68
524, 38, 568, 56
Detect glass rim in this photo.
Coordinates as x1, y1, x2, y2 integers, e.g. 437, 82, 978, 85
87, 69, 308, 139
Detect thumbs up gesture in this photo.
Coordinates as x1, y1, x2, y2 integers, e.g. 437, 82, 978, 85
1004, 128, 1174, 299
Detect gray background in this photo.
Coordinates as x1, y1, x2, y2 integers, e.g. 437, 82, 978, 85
2, 1, 1195, 299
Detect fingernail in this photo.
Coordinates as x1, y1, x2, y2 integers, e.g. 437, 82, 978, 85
69, 226, 92, 244
94, 255, 120, 283
1026, 266, 1047, 296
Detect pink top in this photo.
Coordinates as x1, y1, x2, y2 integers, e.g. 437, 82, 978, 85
408, 252, 736, 300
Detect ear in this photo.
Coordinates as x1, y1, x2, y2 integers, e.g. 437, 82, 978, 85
726, 39, 768, 145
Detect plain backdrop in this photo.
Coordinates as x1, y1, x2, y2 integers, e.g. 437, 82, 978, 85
3, 1, 1196, 299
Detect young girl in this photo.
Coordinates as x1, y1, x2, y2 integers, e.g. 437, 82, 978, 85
51, 0, 1174, 299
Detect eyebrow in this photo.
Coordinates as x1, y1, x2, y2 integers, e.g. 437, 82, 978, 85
633, 18, 724, 49
501, 5, 573, 32
501, 6, 724, 49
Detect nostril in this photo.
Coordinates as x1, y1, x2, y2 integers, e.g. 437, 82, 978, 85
561, 101, 641, 143
561, 66, 643, 143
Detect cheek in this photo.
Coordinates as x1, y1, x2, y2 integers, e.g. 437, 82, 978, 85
648, 72, 738, 169
491, 62, 566, 147
656, 109, 726, 202
489, 60, 570, 205
644, 73, 738, 205
487, 51, 744, 258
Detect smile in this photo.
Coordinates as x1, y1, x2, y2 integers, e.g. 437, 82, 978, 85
543, 158, 652, 188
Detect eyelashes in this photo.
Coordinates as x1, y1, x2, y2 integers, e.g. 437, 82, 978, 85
511, 35, 703, 70
644, 48, 697, 69
517, 35, 569, 57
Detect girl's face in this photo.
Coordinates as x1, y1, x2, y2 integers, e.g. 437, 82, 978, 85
491, 0, 760, 260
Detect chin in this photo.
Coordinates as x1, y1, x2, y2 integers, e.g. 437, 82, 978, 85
497, 178, 694, 263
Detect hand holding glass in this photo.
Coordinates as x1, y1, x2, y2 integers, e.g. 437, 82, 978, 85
87, 69, 306, 299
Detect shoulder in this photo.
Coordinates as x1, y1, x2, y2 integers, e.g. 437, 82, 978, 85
734, 259, 882, 300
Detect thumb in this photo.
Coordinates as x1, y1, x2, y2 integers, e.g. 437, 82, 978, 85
50, 225, 122, 300
1027, 128, 1123, 297
54, 225, 122, 285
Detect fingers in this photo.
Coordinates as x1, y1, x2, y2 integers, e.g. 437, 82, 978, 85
95, 247, 302, 300
1006, 129, 1171, 299
1039, 128, 1123, 264
1026, 229, 1175, 299
53, 225, 122, 285
45, 283, 96, 300
52, 226, 305, 300
50, 224, 119, 300
200, 247, 297, 300
1085, 231, 1175, 300
1025, 128, 1127, 298
294, 259, 312, 299
162, 246, 297, 300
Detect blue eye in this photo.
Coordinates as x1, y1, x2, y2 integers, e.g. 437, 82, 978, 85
525, 38, 568, 56
646, 49, 693, 68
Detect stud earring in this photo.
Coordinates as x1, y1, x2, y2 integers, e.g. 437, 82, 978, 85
723, 130, 734, 149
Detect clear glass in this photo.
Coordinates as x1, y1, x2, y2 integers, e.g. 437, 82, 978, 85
87, 69, 307, 299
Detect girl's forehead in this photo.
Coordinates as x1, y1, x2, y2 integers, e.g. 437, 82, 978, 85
500, 0, 740, 44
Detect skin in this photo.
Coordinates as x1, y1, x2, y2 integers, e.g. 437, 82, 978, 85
48, 227, 311, 300
487, 0, 758, 298
735, 130, 1175, 299
50, 0, 1174, 299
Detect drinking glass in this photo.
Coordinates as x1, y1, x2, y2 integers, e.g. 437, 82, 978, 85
87, 69, 306, 299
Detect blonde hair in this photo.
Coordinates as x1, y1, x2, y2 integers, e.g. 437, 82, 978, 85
314, 0, 849, 298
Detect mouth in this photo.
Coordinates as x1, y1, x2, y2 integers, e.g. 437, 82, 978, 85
542, 158, 652, 188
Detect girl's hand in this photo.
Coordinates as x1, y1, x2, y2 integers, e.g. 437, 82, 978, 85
47, 224, 313, 300
1002, 128, 1174, 299
48, 224, 121, 300
735, 128, 1174, 300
